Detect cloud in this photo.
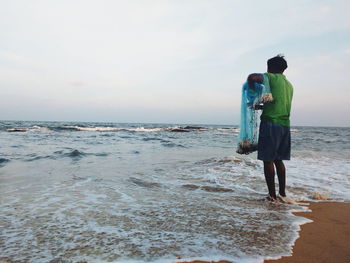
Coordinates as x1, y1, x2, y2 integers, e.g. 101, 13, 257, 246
0, 50, 23, 63
67, 81, 86, 87
1, 0, 350, 125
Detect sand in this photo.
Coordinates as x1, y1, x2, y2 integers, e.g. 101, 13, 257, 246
264, 202, 350, 263
177, 202, 350, 263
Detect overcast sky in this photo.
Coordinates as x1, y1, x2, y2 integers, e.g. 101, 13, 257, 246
1, 0, 350, 126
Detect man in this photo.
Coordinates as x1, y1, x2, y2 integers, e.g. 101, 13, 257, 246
247, 55, 294, 203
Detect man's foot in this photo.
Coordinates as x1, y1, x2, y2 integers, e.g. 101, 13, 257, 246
279, 191, 286, 197
266, 195, 279, 203
278, 195, 297, 204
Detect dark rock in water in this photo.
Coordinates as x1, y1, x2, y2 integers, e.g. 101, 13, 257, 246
6, 128, 28, 132
169, 126, 205, 132
184, 126, 205, 130
182, 184, 233, 192
201, 186, 233, 192
169, 128, 190, 132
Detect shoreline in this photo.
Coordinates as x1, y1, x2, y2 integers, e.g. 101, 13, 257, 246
176, 201, 350, 263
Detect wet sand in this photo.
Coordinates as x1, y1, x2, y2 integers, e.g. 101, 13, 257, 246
1, 202, 349, 263
264, 202, 350, 263
177, 202, 350, 263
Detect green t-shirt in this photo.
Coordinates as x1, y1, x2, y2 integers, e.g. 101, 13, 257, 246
261, 73, 293, 127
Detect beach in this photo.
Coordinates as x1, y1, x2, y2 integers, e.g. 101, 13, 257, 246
177, 201, 350, 263
0, 121, 349, 263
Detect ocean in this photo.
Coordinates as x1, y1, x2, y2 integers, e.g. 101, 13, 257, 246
0, 120, 349, 263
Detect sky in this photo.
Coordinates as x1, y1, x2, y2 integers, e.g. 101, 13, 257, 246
1, 0, 350, 126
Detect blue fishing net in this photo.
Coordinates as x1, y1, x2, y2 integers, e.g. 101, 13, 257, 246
237, 74, 273, 154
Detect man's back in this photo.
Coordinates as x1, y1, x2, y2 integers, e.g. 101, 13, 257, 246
261, 73, 293, 127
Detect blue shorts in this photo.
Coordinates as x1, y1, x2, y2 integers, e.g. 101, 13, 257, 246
258, 121, 291, 161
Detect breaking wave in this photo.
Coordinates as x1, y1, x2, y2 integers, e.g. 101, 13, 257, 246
3, 125, 214, 133
6, 126, 51, 133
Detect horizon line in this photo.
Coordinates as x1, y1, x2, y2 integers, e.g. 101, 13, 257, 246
0, 119, 349, 128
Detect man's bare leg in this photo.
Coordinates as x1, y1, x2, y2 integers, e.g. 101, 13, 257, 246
274, 160, 286, 197
263, 161, 276, 200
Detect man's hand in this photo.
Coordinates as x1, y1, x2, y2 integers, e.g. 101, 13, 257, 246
254, 104, 264, 110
